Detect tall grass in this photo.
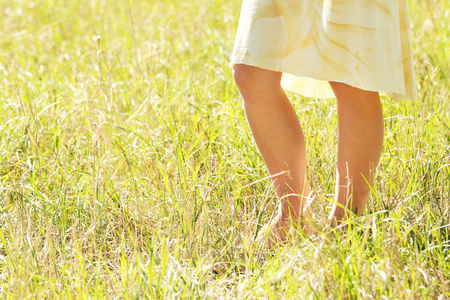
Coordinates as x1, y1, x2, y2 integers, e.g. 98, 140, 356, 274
0, 0, 449, 298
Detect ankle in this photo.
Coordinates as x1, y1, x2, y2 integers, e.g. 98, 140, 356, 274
279, 197, 313, 221
276, 206, 310, 228
278, 205, 301, 224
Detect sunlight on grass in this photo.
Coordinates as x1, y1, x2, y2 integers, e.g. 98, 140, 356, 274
0, 0, 449, 298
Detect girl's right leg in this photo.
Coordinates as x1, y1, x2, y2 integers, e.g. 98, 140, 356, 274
232, 64, 313, 241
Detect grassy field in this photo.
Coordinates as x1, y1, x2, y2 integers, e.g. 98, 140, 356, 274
0, 0, 449, 298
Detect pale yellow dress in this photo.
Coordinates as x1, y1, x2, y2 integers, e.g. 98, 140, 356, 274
231, 0, 417, 100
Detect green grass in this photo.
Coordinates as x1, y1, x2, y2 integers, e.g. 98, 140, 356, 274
0, 0, 449, 298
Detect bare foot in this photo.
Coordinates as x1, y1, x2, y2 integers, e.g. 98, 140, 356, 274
256, 206, 315, 249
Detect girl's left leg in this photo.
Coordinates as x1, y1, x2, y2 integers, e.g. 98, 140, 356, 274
327, 82, 384, 225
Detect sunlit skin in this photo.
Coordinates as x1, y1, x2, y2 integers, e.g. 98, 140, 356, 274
232, 64, 384, 242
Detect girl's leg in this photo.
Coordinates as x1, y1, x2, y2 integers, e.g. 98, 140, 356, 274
327, 82, 384, 225
232, 64, 313, 241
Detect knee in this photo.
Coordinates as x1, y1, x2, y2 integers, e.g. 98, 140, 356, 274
329, 81, 380, 103
232, 64, 282, 98
232, 64, 257, 92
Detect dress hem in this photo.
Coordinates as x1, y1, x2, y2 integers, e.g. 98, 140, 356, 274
230, 58, 417, 101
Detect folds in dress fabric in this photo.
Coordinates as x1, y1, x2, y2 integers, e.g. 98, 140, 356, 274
231, 0, 417, 100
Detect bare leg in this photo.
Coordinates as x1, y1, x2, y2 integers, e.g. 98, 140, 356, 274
327, 82, 384, 225
232, 64, 313, 241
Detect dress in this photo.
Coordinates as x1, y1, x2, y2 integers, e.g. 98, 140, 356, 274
231, 0, 417, 100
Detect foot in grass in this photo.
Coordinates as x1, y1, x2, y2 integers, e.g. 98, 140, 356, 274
257, 205, 315, 249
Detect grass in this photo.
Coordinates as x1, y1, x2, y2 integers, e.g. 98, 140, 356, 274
0, 0, 449, 298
